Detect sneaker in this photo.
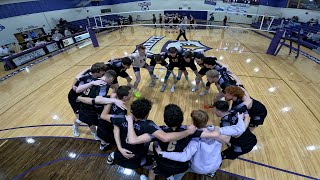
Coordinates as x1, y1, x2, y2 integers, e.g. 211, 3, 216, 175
72, 125, 80, 137
160, 84, 167, 92
149, 80, 155, 87
92, 133, 100, 140
199, 90, 208, 96
107, 152, 114, 165
170, 85, 175, 93
99, 143, 110, 151
192, 86, 199, 92
140, 175, 148, 180
207, 172, 216, 177
153, 75, 159, 79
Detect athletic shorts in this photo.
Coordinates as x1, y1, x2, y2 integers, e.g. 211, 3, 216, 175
179, 64, 197, 72
150, 59, 168, 67
114, 151, 152, 170
79, 107, 102, 126
167, 62, 182, 71
222, 139, 257, 160
153, 162, 189, 178
199, 67, 209, 76
97, 120, 115, 145
68, 89, 81, 114
133, 63, 149, 72
248, 99, 268, 127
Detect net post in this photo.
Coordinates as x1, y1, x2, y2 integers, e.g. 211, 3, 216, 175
260, 15, 265, 30
94, 16, 98, 28
99, 16, 103, 27
88, 26, 99, 47
267, 16, 275, 31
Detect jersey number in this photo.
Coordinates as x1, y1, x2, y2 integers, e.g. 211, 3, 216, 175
172, 58, 178, 63
83, 88, 90, 95
167, 141, 177, 151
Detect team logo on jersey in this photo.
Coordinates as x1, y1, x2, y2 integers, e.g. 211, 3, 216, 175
161, 40, 212, 53
0, 24, 5, 31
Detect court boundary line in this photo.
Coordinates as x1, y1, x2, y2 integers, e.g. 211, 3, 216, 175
9, 146, 253, 180
0, 127, 319, 179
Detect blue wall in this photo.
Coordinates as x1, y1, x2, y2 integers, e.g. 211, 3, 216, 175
0, 0, 143, 19
259, 0, 288, 8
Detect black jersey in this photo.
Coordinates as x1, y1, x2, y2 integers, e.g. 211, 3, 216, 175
154, 125, 202, 173
173, 17, 179, 24
106, 59, 129, 78
111, 116, 160, 169
79, 75, 110, 111
148, 54, 168, 67
217, 68, 237, 91
220, 114, 257, 148
162, 52, 183, 70
97, 104, 127, 144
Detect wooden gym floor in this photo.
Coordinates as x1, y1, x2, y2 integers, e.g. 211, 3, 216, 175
0, 26, 319, 180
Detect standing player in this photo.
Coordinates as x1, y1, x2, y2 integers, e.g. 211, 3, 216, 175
77, 86, 132, 150
70, 62, 107, 137
160, 47, 183, 92
170, 51, 199, 93
75, 70, 116, 139
224, 86, 268, 131
100, 98, 197, 173
214, 101, 257, 160
106, 57, 133, 90
189, 14, 196, 30
159, 14, 163, 27
152, 14, 157, 28
147, 53, 170, 87
129, 45, 155, 92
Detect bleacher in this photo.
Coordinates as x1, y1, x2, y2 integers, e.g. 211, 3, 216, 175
251, 19, 320, 50
67, 15, 122, 32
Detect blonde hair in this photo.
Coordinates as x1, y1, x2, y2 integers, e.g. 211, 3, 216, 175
206, 70, 219, 78
191, 110, 209, 128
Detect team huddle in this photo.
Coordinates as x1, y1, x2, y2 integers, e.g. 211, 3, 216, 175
67, 44, 268, 179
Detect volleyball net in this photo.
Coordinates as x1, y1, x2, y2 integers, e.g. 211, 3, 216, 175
90, 9, 277, 32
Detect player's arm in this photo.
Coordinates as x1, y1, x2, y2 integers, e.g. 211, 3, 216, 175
96, 96, 126, 109
114, 125, 135, 159
152, 125, 196, 143
75, 68, 90, 81
126, 115, 153, 144
156, 139, 198, 162
215, 135, 231, 145
100, 103, 112, 123
201, 113, 246, 138
229, 73, 242, 85
75, 80, 105, 93
216, 61, 228, 68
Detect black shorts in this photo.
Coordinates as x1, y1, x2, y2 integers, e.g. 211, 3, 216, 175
150, 59, 167, 67
114, 151, 151, 170
97, 120, 115, 144
79, 108, 100, 126
199, 67, 209, 76
68, 89, 81, 114
112, 71, 129, 84
222, 140, 257, 160
153, 162, 188, 178
167, 63, 181, 71
190, 20, 195, 24
249, 99, 268, 127
179, 64, 197, 72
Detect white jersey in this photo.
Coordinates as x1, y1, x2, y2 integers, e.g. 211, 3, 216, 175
130, 52, 147, 68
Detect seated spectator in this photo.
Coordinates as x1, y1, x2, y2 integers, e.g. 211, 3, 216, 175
9, 42, 22, 54
35, 39, 47, 46
52, 30, 64, 49
26, 40, 35, 49
64, 28, 72, 36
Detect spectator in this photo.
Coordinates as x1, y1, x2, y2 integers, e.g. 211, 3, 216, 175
223, 16, 228, 27
52, 30, 64, 49
0, 45, 10, 57
159, 14, 163, 25
153, 14, 156, 28
9, 42, 22, 54
64, 28, 72, 36
128, 15, 133, 24
35, 39, 47, 46
209, 13, 215, 28
26, 40, 35, 49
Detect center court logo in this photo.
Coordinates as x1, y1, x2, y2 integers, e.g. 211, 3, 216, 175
161, 40, 212, 53
132, 36, 164, 55
0, 24, 5, 31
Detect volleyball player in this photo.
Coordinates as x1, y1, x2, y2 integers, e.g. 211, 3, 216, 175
77, 86, 132, 150
160, 47, 183, 92
106, 57, 133, 90
76, 70, 116, 140
100, 98, 197, 172
189, 14, 195, 30
147, 53, 169, 87
129, 45, 155, 91
214, 101, 257, 160
224, 86, 268, 131
70, 62, 107, 137
126, 104, 247, 179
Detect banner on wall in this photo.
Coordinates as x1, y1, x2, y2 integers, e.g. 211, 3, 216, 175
138, 1, 151, 10
62, 37, 75, 47
12, 48, 46, 66
226, 4, 250, 13
0, 24, 5, 32
204, 0, 217, 5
